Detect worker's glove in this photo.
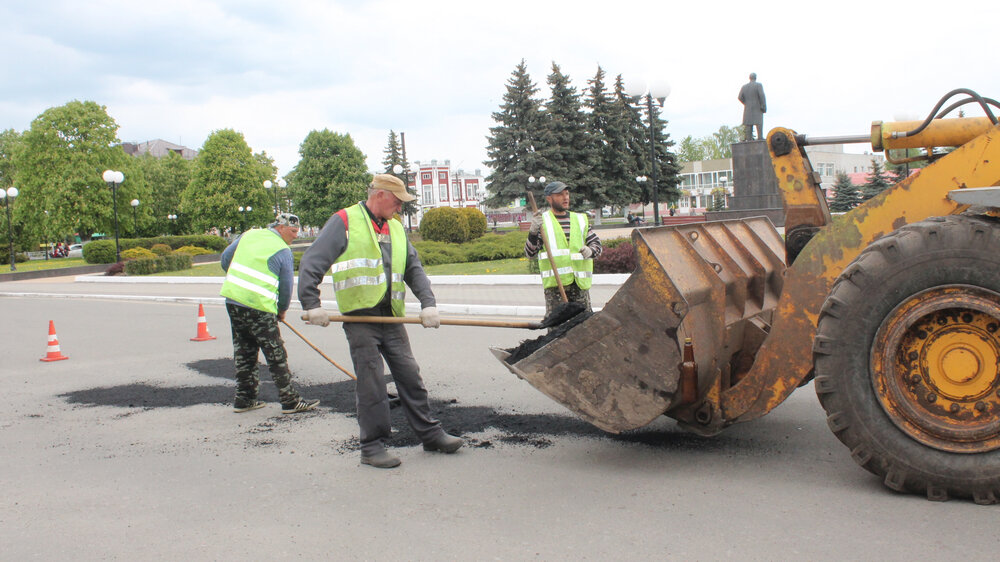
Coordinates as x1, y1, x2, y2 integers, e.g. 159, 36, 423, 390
420, 306, 441, 329
306, 307, 330, 327
528, 211, 544, 236
580, 246, 594, 259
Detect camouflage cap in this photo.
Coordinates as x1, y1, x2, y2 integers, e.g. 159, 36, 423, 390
270, 213, 300, 228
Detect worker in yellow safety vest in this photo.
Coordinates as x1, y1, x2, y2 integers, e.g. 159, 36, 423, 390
298, 174, 463, 469
525, 181, 603, 315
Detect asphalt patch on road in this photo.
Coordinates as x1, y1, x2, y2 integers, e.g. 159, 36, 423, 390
59, 357, 754, 455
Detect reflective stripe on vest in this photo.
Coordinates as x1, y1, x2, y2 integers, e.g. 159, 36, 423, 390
538, 210, 593, 290
219, 229, 287, 313
332, 203, 408, 316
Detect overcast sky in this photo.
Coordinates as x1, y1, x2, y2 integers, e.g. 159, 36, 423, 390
2, 0, 997, 179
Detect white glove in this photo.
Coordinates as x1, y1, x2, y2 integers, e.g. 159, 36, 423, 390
306, 307, 330, 327
528, 211, 544, 236
420, 306, 440, 328
580, 246, 594, 259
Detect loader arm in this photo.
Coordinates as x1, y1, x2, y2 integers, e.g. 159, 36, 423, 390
720, 122, 1000, 424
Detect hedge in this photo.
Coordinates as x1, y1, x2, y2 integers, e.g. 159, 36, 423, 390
173, 245, 213, 256
121, 247, 157, 260
0, 252, 29, 265
123, 254, 193, 275
83, 235, 226, 264
413, 232, 528, 266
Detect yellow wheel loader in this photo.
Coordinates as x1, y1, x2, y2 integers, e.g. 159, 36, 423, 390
494, 89, 1000, 504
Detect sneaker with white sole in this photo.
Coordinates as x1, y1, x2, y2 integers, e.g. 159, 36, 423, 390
281, 398, 320, 414
233, 400, 266, 413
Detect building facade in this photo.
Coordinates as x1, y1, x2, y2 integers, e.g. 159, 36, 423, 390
406, 159, 486, 224
122, 139, 198, 160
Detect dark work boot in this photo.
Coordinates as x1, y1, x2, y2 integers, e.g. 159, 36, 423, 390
422, 432, 463, 454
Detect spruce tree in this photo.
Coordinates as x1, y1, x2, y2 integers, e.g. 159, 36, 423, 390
643, 95, 681, 210
861, 157, 892, 201
484, 60, 545, 207
829, 171, 860, 212
536, 62, 598, 211
584, 66, 632, 214
614, 75, 650, 206
380, 130, 418, 220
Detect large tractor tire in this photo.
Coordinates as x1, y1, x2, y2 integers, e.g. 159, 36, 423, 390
813, 215, 1000, 504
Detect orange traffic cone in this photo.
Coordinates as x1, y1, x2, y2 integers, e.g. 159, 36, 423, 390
40, 320, 69, 362
190, 303, 218, 341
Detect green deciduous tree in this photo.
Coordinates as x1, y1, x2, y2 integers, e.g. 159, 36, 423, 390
14, 100, 148, 247
181, 129, 271, 235
484, 60, 545, 207
677, 135, 707, 163
829, 171, 860, 212
139, 151, 192, 235
286, 129, 370, 228
861, 158, 893, 201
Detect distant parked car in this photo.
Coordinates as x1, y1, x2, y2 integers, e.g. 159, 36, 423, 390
67, 244, 83, 258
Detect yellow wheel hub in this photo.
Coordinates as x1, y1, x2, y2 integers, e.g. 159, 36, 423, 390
872, 286, 1000, 453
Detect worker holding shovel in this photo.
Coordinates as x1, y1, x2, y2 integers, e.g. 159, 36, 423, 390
298, 174, 463, 469
525, 181, 603, 316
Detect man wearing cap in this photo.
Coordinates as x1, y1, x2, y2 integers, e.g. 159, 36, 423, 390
220, 213, 320, 414
525, 181, 603, 315
298, 174, 463, 469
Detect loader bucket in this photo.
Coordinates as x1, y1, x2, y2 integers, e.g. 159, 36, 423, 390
492, 217, 786, 433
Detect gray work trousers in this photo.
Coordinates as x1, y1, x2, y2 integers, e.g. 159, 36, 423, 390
343, 322, 443, 455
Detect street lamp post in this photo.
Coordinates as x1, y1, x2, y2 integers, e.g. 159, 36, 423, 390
130, 199, 140, 235
264, 179, 287, 213
102, 169, 125, 262
627, 80, 671, 226
393, 163, 416, 230
167, 214, 177, 235
635, 176, 647, 219
43, 210, 49, 260
238, 205, 252, 233
527, 175, 546, 221
1, 186, 18, 271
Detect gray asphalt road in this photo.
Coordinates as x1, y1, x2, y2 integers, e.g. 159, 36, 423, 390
1, 296, 997, 560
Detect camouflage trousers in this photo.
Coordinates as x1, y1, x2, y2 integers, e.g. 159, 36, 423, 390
543, 282, 592, 317
226, 303, 301, 407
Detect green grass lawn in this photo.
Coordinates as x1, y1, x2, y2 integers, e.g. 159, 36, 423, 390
148, 258, 533, 277
4, 258, 88, 272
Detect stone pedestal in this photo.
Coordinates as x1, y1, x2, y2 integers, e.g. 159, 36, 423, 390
728, 140, 782, 213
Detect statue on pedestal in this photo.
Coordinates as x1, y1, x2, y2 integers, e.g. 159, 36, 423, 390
738, 73, 767, 142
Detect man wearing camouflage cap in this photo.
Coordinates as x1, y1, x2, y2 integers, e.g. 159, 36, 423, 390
299, 174, 463, 469
220, 212, 319, 414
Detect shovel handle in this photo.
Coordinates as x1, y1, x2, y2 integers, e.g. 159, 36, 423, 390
527, 191, 569, 303
302, 313, 540, 330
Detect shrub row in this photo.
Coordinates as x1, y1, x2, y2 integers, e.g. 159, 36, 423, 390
123, 254, 193, 275
414, 232, 528, 266
83, 235, 226, 264
0, 252, 29, 265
